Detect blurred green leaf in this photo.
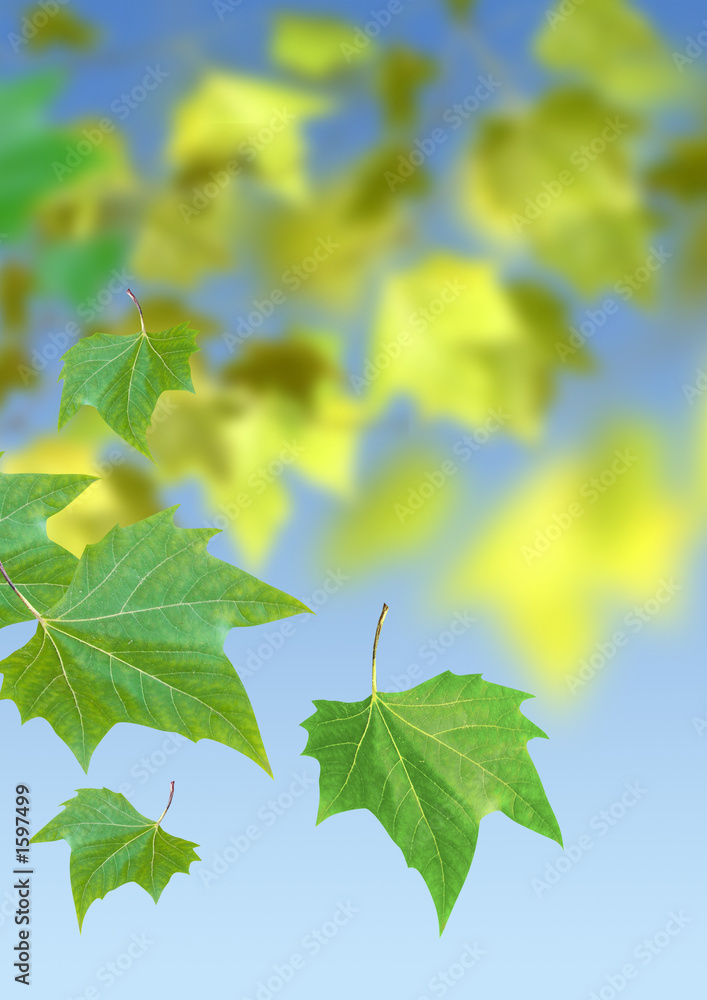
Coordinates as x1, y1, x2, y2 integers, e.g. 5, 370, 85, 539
38, 232, 129, 304
0, 72, 96, 238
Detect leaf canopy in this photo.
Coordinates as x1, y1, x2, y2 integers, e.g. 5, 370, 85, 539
32, 786, 199, 929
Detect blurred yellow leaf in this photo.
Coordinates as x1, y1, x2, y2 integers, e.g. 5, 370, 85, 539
534, 0, 678, 106
323, 448, 462, 572
149, 338, 363, 566
446, 425, 690, 693
35, 129, 137, 242
378, 48, 437, 125
168, 72, 332, 203
24, 5, 98, 52
445, 0, 477, 19
0, 263, 35, 402
364, 254, 585, 438
131, 181, 239, 286
646, 140, 707, 300
1, 410, 161, 557
254, 173, 409, 306
691, 367, 707, 503
270, 14, 355, 79
1, 262, 33, 332
468, 89, 656, 299
647, 139, 707, 200
222, 334, 338, 409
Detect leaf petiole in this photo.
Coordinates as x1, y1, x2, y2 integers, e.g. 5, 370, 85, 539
156, 780, 176, 826
371, 602, 389, 697
126, 288, 146, 336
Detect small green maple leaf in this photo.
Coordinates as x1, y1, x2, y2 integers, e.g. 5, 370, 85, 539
32, 783, 199, 929
0, 506, 309, 771
0, 467, 95, 625
58, 290, 198, 459
301, 605, 562, 932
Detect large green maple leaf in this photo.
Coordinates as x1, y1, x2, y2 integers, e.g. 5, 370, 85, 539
0, 507, 309, 771
301, 606, 562, 932
32, 784, 199, 929
58, 292, 198, 458
0, 468, 95, 625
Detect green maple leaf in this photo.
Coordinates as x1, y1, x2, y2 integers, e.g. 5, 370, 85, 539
31, 784, 199, 929
58, 291, 198, 459
301, 605, 562, 932
0, 507, 309, 771
0, 467, 95, 625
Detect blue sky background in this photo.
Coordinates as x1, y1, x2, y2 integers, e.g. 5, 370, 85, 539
0, 1, 705, 998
